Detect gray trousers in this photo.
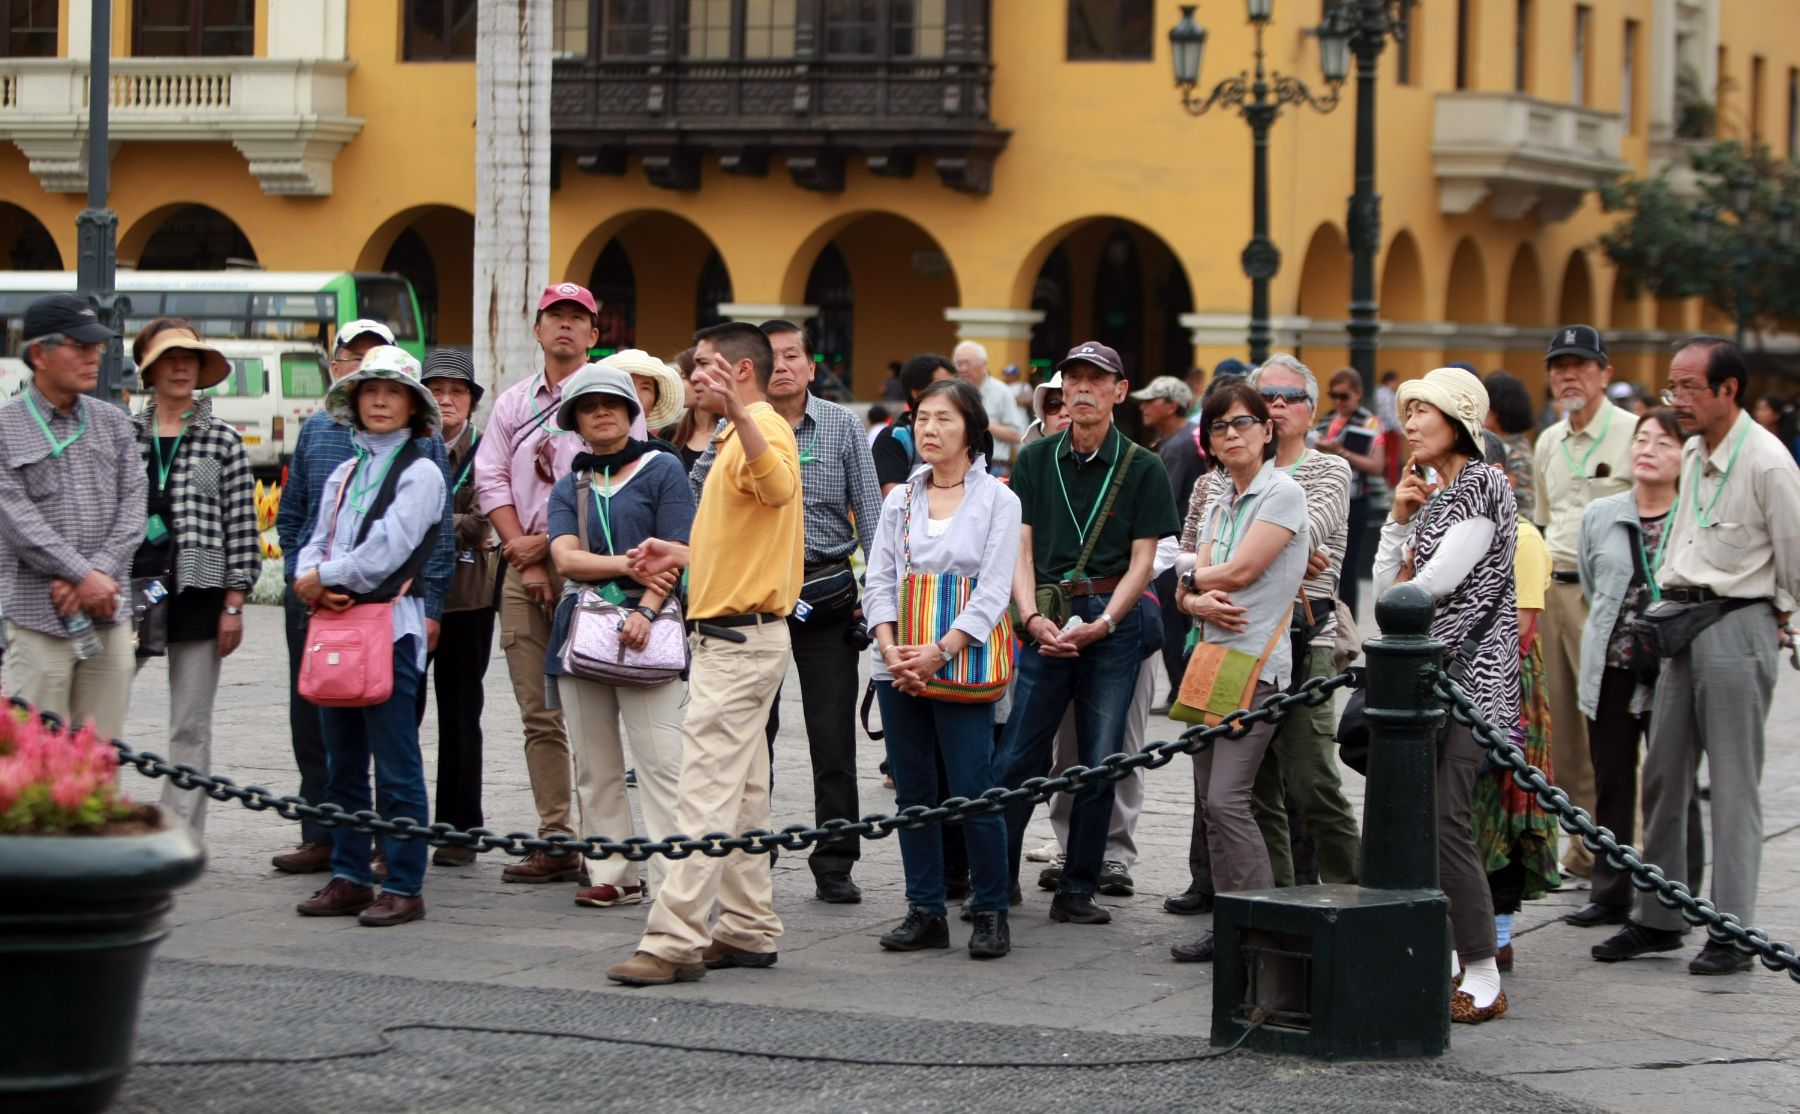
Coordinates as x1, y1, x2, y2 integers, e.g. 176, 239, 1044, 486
1438, 720, 1496, 961
1192, 681, 1280, 894
1251, 644, 1364, 885
137, 640, 223, 838
1634, 602, 1777, 933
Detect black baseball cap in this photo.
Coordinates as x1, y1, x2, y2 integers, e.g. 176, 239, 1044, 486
1056, 340, 1126, 378
23, 293, 116, 344
1545, 324, 1607, 364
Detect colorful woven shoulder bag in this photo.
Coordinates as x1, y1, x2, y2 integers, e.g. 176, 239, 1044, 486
896, 483, 1018, 703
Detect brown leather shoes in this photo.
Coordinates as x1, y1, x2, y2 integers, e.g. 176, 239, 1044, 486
296, 877, 374, 917
702, 939, 779, 970
372, 848, 389, 881
608, 951, 706, 986
272, 841, 333, 874
433, 845, 478, 867
501, 849, 586, 884
358, 892, 426, 927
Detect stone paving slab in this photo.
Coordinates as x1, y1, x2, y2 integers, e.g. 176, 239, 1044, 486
117, 604, 1800, 1112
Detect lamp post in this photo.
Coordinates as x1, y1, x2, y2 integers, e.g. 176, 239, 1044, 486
75, 0, 127, 404
1323, 0, 1411, 395
1169, 2, 1347, 365
1690, 166, 1795, 347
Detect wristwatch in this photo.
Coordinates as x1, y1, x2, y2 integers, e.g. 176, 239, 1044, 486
1100, 611, 1117, 636
223, 605, 243, 616
633, 605, 660, 622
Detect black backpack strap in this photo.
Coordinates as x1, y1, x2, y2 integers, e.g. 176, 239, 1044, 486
348, 439, 443, 603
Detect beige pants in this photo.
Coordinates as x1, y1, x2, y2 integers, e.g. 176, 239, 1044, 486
498, 563, 573, 838
1542, 579, 1595, 875
136, 639, 224, 838
559, 672, 687, 898
5, 620, 135, 740
640, 620, 790, 964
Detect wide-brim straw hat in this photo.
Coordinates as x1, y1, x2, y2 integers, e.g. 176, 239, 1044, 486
324, 345, 441, 435
138, 328, 231, 391
1395, 367, 1488, 454
601, 348, 685, 430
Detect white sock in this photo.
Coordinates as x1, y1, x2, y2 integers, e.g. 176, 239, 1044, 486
1451, 950, 1463, 979
1494, 914, 1514, 949
1461, 957, 1502, 1009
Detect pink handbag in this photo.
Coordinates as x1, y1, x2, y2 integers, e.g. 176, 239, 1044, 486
298, 458, 404, 709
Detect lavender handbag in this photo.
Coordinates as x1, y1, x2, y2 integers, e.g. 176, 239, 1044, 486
558, 468, 688, 687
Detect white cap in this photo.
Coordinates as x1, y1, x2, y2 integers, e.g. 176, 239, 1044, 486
337, 319, 396, 350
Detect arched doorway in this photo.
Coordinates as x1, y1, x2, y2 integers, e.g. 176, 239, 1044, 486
0, 204, 61, 270
356, 206, 476, 347
564, 213, 732, 359
588, 240, 636, 354
1557, 250, 1594, 325
131, 204, 256, 270
1379, 230, 1428, 377
697, 251, 733, 333
1443, 237, 1491, 370
1296, 222, 1350, 372
1029, 246, 1075, 376
805, 243, 854, 390
1503, 244, 1546, 391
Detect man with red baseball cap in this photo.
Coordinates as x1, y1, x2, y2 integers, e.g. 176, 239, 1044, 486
472, 282, 600, 882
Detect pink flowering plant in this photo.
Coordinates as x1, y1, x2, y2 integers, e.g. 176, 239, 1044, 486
0, 705, 135, 834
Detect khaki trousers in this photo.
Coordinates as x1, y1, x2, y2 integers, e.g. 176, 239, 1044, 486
5, 620, 135, 740
640, 620, 790, 964
559, 673, 687, 898
498, 563, 572, 838
136, 639, 224, 838
1542, 579, 1595, 875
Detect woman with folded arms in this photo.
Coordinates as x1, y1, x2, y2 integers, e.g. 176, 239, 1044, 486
864, 379, 1020, 960
1374, 366, 1519, 1024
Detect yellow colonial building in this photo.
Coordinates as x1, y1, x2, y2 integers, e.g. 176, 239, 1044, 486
3, 0, 1798, 398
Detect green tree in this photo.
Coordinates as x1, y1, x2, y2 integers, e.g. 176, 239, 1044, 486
1599, 141, 1800, 346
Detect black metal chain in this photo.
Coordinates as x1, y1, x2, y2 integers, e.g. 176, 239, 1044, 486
1428, 669, 1800, 984
84, 673, 1360, 863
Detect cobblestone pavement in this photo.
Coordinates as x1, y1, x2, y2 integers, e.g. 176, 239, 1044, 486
113, 603, 1800, 1113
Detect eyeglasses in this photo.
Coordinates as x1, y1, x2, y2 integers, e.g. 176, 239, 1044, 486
1258, 387, 1309, 405
1207, 415, 1265, 437
1660, 382, 1714, 405
1328, 391, 1354, 402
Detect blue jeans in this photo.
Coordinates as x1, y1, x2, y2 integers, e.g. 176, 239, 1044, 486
876, 683, 1010, 917
995, 595, 1144, 895
320, 636, 428, 897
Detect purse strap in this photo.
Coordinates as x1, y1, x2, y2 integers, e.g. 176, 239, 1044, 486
320, 454, 358, 561
1071, 440, 1139, 581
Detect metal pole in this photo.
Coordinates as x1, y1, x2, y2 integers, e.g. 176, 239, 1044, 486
76, 0, 125, 405
1358, 583, 1446, 890
1242, 21, 1279, 365
1345, 1, 1387, 396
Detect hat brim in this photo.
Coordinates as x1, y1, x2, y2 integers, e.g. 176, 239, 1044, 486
421, 371, 485, 406
1543, 346, 1608, 364
139, 336, 232, 391
1055, 356, 1124, 377
556, 384, 642, 434
63, 321, 117, 344
1395, 374, 1486, 454
325, 368, 442, 435
643, 364, 686, 431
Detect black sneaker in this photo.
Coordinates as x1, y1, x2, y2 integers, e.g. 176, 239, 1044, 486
815, 872, 863, 904
968, 910, 1011, 959
1098, 860, 1134, 896
1688, 941, 1754, 976
960, 884, 1023, 922
1591, 921, 1685, 962
1163, 888, 1214, 915
879, 906, 950, 951
1037, 857, 1064, 891
1170, 931, 1216, 963
1047, 890, 1110, 925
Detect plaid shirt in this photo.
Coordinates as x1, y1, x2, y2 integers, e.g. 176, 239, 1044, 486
689, 394, 882, 565
132, 397, 262, 594
0, 385, 147, 636
276, 409, 455, 619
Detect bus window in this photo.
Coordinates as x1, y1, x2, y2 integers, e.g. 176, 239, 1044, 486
204, 358, 266, 398
282, 353, 328, 400
355, 277, 420, 342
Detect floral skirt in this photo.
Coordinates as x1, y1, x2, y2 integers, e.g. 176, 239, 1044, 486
1473, 637, 1562, 907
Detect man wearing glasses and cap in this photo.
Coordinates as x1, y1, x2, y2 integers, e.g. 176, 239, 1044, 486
472, 283, 600, 883
0, 295, 145, 739
1530, 324, 1634, 888
271, 318, 455, 875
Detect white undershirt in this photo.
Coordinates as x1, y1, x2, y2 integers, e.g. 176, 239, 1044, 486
1373, 515, 1497, 601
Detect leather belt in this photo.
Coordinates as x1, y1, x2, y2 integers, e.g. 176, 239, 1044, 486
1550, 570, 1581, 584
1661, 586, 1721, 604
1061, 575, 1124, 599
686, 611, 783, 644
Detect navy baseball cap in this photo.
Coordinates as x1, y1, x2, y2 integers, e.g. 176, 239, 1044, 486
1545, 324, 1607, 363
24, 293, 115, 344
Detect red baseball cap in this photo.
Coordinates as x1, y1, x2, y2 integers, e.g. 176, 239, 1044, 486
536, 282, 599, 317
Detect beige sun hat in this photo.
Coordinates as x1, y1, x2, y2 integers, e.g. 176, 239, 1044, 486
137, 327, 231, 391
601, 349, 685, 430
1395, 366, 1488, 453
324, 345, 441, 435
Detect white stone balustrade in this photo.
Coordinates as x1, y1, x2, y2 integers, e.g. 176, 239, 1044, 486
1431, 91, 1629, 223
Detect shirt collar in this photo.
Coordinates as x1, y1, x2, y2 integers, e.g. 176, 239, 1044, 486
1057, 423, 1122, 465
1232, 458, 1278, 499
1703, 408, 1754, 471
1567, 398, 1625, 441
906, 453, 990, 485
25, 382, 81, 420
793, 393, 823, 433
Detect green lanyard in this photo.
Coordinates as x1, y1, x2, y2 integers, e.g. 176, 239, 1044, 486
1636, 512, 1671, 603
1689, 419, 1751, 529
1280, 448, 1309, 476
1213, 490, 1262, 563
527, 374, 566, 434
25, 394, 86, 458
591, 468, 616, 554
797, 420, 819, 465
152, 411, 194, 492
1559, 404, 1615, 480
1053, 427, 1122, 545
347, 444, 405, 515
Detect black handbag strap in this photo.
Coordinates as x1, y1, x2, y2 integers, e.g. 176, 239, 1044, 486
1070, 437, 1139, 581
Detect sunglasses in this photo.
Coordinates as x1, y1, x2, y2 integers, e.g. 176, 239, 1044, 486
1259, 387, 1309, 405
1328, 391, 1354, 401
1043, 399, 1065, 414
1207, 415, 1265, 436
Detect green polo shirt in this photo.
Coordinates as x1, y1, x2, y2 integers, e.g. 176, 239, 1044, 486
1012, 424, 1180, 585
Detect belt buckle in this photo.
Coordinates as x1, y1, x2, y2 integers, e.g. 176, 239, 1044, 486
1062, 577, 1094, 598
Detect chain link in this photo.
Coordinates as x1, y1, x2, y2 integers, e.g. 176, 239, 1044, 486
77, 674, 1360, 863
1428, 669, 1800, 985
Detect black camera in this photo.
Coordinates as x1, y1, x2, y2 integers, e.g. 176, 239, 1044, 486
844, 615, 872, 651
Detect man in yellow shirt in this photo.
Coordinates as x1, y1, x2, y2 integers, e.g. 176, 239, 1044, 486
607, 322, 804, 987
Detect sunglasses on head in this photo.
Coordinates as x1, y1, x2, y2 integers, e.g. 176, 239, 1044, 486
1258, 387, 1309, 405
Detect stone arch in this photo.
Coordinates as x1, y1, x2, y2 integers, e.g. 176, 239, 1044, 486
1444, 237, 1489, 323
563, 211, 733, 360
1503, 243, 1545, 326
0, 203, 62, 270
355, 205, 475, 346
121, 203, 257, 270
1555, 249, 1595, 325
1295, 223, 1350, 319
1379, 230, 1426, 320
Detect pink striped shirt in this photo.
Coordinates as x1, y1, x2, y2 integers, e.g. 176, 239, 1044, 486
472, 371, 586, 535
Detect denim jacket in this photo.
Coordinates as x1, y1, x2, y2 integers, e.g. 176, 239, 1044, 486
1575, 490, 1653, 720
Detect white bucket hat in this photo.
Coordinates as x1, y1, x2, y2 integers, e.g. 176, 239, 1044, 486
1395, 367, 1488, 454
601, 348, 685, 430
555, 363, 643, 433
1032, 371, 1064, 424
324, 345, 441, 435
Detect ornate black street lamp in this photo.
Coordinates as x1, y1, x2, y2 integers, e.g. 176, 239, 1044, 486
1319, 0, 1410, 395
76, 0, 127, 404
1170, 2, 1348, 365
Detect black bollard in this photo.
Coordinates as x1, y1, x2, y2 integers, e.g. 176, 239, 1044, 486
1209, 583, 1451, 1059
1360, 583, 1447, 890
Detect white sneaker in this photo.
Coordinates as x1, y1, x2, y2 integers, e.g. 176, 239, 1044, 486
1025, 842, 1061, 863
